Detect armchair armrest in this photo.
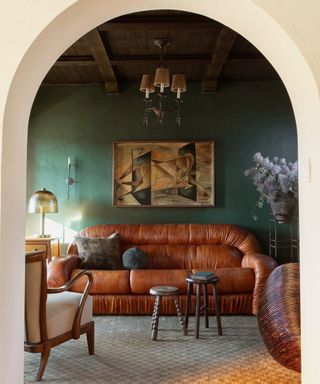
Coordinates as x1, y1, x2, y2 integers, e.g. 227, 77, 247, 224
47, 255, 80, 288
47, 270, 92, 294
242, 253, 277, 315
48, 270, 93, 339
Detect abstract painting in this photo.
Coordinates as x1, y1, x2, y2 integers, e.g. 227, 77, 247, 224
113, 141, 214, 207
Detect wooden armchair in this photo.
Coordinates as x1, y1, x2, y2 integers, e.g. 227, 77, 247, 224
25, 251, 94, 381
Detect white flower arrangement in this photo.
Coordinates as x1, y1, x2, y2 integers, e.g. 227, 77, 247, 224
244, 152, 298, 218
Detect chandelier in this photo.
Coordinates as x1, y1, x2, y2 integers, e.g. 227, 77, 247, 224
139, 38, 187, 126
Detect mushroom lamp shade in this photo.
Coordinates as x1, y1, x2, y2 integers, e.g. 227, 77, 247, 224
28, 188, 58, 237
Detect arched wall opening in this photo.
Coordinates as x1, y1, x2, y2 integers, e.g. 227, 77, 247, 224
1, 1, 320, 383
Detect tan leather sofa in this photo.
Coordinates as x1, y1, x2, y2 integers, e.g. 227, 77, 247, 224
47, 224, 277, 315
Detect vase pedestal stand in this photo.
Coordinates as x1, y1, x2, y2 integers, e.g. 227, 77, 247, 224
268, 214, 299, 264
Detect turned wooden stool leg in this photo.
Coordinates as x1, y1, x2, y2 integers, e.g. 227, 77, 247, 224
212, 284, 222, 335
204, 284, 209, 328
151, 295, 161, 340
151, 295, 159, 330
195, 283, 201, 339
174, 296, 187, 335
185, 282, 192, 330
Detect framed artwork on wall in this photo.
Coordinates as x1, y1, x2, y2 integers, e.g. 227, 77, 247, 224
112, 141, 214, 207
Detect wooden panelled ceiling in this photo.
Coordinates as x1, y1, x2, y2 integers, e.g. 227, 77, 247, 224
43, 10, 280, 93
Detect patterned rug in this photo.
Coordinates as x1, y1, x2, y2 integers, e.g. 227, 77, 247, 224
24, 316, 301, 384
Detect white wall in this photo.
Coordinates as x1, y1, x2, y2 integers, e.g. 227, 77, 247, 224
1, 1, 320, 383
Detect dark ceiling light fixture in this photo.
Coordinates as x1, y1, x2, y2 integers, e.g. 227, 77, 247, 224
139, 38, 187, 126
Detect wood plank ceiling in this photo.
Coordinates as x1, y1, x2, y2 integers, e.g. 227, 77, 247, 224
43, 10, 279, 94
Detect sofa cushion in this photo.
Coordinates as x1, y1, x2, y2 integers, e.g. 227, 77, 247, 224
124, 244, 242, 270
192, 268, 255, 294
195, 245, 242, 268
70, 269, 130, 294
75, 232, 122, 270
122, 247, 147, 269
46, 292, 92, 339
130, 269, 190, 294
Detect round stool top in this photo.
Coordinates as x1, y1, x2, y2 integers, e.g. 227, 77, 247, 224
149, 286, 179, 296
186, 276, 219, 284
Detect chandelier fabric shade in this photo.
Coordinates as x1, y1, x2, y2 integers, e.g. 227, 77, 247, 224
171, 74, 187, 98
154, 68, 170, 89
140, 75, 155, 98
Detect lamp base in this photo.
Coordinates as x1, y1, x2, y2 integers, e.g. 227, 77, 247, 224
34, 233, 51, 238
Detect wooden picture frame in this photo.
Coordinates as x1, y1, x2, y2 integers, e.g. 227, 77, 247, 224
112, 141, 214, 207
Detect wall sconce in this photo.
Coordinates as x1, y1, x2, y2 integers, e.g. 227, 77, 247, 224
66, 156, 74, 199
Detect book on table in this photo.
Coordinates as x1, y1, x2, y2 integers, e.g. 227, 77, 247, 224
190, 271, 218, 281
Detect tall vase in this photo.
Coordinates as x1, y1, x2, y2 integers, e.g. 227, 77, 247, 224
269, 192, 297, 224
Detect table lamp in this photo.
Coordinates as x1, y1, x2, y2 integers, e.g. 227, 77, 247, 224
28, 188, 58, 237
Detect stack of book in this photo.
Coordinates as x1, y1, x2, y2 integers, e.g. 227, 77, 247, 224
190, 271, 218, 281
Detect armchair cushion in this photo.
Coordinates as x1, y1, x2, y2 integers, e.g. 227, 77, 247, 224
47, 292, 93, 339
75, 232, 122, 270
25, 259, 42, 343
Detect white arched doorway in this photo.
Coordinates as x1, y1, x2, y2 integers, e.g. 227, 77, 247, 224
1, 1, 320, 383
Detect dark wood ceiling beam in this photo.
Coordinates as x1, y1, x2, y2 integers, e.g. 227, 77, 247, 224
55, 53, 266, 68
202, 27, 238, 93
55, 56, 96, 66
227, 52, 267, 62
98, 16, 220, 31
54, 53, 268, 68
82, 29, 119, 94
110, 54, 211, 65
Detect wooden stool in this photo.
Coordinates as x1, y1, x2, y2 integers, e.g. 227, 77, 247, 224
185, 276, 222, 339
149, 286, 187, 341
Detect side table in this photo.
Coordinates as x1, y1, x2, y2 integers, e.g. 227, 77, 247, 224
25, 236, 60, 262
185, 274, 222, 339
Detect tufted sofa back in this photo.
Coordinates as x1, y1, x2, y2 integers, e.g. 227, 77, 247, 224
67, 224, 260, 270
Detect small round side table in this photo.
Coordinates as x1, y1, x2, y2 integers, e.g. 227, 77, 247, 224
185, 275, 222, 339
149, 286, 187, 341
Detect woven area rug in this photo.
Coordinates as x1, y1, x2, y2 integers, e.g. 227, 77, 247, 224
24, 316, 301, 384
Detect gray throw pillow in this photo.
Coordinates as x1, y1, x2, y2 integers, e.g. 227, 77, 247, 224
122, 247, 147, 269
75, 232, 122, 270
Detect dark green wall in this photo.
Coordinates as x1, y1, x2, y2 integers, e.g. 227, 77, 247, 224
27, 81, 297, 252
